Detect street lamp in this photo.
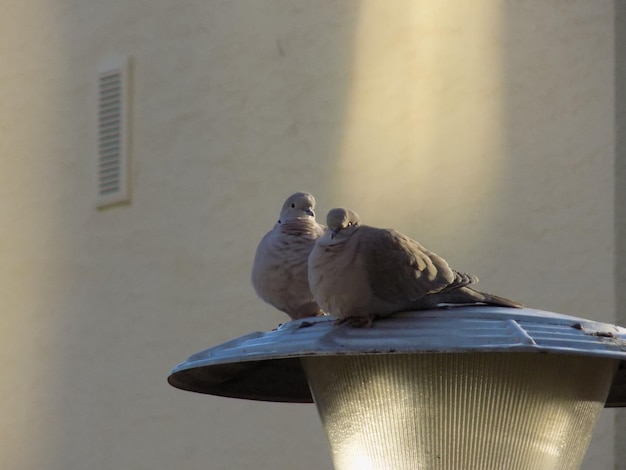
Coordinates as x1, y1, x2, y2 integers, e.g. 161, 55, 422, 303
168, 307, 626, 469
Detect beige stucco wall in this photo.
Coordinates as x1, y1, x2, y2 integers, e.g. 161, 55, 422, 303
0, 1, 619, 468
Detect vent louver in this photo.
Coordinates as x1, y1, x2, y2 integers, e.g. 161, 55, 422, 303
97, 59, 130, 207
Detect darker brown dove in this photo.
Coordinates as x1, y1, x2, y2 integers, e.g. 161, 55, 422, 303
307, 208, 521, 326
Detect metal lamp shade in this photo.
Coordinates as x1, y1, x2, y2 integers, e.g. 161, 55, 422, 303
302, 353, 617, 470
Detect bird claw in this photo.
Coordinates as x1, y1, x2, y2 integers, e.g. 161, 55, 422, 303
334, 315, 376, 328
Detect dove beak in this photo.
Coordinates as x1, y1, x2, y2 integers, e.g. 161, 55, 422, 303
306, 208, 315, 217
330, 229, 338, 239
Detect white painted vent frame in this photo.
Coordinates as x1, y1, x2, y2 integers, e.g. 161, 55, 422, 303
97, 57, 131, 208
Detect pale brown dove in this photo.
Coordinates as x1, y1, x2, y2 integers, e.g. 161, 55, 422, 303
308, 208, 522, 326
251, 192, 326, 320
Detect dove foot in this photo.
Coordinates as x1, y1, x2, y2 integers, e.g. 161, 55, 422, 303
334, 315, 376, 328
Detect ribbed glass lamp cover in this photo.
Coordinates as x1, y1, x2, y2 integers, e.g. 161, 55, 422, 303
302, 353, 617, 470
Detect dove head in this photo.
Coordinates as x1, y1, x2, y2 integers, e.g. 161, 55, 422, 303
278, 192, 316, 223
326, 208, 360, 239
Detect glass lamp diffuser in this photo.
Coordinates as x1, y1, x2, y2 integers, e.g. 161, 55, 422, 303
302, 353, 615, 470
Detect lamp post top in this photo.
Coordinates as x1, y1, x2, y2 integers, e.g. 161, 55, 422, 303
168, 307, 626, 406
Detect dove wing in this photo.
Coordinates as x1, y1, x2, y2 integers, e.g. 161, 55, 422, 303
359, 226, 459, 304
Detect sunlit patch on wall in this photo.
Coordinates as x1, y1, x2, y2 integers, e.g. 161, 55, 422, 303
334, 1, 505, 241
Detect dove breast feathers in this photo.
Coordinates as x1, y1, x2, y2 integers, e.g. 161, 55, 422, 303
251, 216, 324, 318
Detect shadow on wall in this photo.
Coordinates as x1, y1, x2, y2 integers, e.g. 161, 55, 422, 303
615, 1, 626, 342
499, 1, 615, 317
615, 0, 626, 467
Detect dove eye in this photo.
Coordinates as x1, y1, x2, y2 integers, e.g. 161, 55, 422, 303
290, 203, 296, 208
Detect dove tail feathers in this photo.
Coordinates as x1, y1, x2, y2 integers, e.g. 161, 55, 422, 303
474, 290, 523, 309
459, 287, 523, 308
408, 286, 522, 310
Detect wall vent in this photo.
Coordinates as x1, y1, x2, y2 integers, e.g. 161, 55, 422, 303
97, 58, 130, 207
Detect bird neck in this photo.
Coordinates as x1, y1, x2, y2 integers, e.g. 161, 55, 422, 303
280, 218, 318, 236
